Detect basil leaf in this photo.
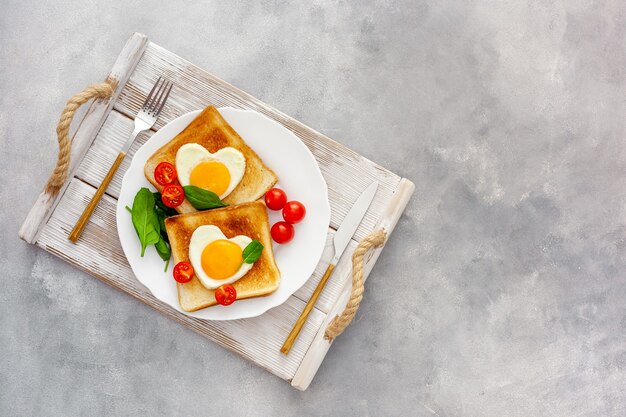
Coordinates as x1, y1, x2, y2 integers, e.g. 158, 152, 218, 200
242, 240, 263, 264
183, 185, 227, 210
155, 236, 171, 262
153, 192, 178, 217
154, 206, 170, 243
131, 188, 161, 257
150, 202, 161, 235
154, 237, 171, 272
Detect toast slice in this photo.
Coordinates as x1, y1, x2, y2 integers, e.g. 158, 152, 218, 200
145, 106, 278, 213
164, 201, 280, 311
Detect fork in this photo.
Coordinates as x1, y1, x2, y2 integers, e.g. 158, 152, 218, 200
69, 77, 173, 242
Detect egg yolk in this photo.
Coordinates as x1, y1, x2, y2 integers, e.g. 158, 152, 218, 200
201, 239, 243, 280
189, 161, 231, 196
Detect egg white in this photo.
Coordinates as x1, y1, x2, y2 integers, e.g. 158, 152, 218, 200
176, 144, 246, 199
188, 225, 254, 289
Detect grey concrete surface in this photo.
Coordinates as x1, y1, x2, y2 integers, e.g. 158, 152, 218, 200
1, 0, 625, 416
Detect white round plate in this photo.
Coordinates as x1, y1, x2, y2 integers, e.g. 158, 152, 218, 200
117, 108, 330, 320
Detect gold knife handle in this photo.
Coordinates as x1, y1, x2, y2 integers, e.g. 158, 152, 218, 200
281, 263, 336, 354
69, 151, 126, 243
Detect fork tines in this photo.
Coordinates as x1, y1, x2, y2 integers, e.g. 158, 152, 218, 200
143, 77, 173, 117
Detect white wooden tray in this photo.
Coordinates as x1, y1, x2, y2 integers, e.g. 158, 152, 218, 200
19, 33, 414, 390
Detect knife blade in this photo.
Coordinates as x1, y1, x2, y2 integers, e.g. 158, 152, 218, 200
331, 181, 378, 264
281, 182, 379, 354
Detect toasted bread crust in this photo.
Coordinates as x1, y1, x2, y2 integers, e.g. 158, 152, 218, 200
145, 106, 278, 213
165, 201, 280, 311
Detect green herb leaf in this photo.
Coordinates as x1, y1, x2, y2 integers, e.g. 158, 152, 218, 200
130, 188, 161, 257
155, 235, 171, 272
155, 236, 171, 264
164, 257, 170, 272
183, 185, 228, 210
153, 192, 178, 243
241, 240, 263, 264
154, 206, 170, 243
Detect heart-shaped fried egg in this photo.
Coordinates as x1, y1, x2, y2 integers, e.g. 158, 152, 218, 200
188, 225, 254, 289
176, 144, 245, 199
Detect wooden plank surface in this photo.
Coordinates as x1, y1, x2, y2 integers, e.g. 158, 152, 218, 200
36, 178, 326, 381
22, 34, 415, 389
19, 33, 149, 243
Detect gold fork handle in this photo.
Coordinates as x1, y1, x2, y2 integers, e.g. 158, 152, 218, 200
68, 151, 126, 243
281, 263, 336, 354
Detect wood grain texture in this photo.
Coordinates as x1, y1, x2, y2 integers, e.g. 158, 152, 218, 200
19, 33, 149, 243
111, 42, 402, 242
37, 178, 326, 381
291, 178, 415, 390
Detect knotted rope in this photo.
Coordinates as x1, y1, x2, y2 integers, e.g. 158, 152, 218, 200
45, 82, 113, 194
325, 229, 387, 340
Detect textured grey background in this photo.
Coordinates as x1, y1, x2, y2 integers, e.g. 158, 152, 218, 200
1, 0, 625, 416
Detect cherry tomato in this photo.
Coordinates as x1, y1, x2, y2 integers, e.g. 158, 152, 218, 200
265, 188, 287, 210
161, 184, 185, 208
173, 261, 194, 283
271, 221, 295, 244
282, 201, 306, 224
215, 284, 237, 306
154, 162, 177, 186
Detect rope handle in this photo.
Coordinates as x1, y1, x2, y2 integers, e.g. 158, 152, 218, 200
324, 229, 387, 340
45, 82, 114, 194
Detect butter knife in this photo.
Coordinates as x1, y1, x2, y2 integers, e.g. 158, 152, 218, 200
281, 182, 378, 354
